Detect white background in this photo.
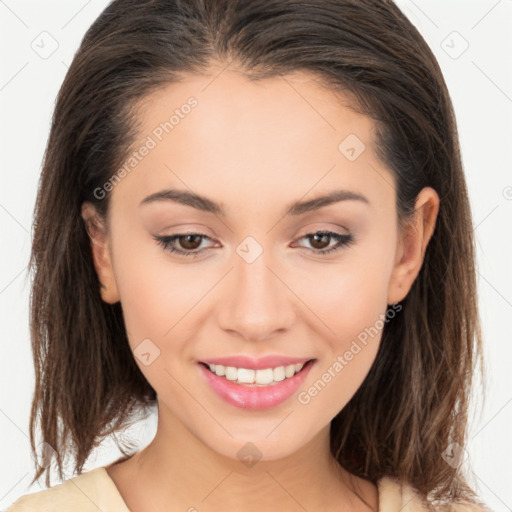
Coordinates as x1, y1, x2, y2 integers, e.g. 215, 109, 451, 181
1, 0, 511, 510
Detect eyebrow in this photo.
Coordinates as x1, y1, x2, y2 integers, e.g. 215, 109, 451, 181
139, 188, 370, 216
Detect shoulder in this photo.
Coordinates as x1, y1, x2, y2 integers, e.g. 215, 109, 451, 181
377, 476, 495, 512
6, 467, 129, 512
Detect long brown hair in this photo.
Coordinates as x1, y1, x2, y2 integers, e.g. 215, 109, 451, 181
28, 0, 488, 508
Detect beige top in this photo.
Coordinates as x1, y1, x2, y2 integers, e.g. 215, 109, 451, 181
6, 467, 491, 511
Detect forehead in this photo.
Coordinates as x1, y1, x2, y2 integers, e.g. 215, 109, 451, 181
135, 69, 374, 150
111, 69, 393, 217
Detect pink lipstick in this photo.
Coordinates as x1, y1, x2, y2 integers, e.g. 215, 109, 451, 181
197, 358, 315, 410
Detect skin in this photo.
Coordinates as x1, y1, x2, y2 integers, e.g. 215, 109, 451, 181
82, 65, 439, 512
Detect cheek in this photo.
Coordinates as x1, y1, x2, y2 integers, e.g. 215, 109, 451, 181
292, 220, 396, 335
294, 254, 392, 341
110, 230, 205, 347
111, 249, 210, 394
293, 264, 390, 418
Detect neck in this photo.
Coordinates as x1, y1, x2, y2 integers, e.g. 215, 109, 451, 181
109, 402, 377, 512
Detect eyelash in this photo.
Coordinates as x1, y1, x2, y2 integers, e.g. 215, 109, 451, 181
153, 230, 354, 258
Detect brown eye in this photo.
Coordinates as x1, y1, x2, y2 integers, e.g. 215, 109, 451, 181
177, 234, 203, 250
153, 232, 215, 258
308, 232, 331, 250
293, 230, 354, 256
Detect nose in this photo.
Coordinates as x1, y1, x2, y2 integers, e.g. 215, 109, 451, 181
216, 244, 296, 343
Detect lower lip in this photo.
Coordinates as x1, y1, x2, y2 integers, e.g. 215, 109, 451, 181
197, 360, 315, 411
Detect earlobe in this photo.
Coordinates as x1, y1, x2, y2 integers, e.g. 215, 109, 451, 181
81, 202, 120, 304
387, 187, 439, 305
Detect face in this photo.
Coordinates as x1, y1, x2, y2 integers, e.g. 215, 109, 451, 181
83, 68, 438, 463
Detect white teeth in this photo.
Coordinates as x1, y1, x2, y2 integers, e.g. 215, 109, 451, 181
284, 364, 296, 378
273, 366, 286, 382
225, 366, 238, 381
255, 368, 274, 384
206, 362, 307, 386
237, 368, 255, 383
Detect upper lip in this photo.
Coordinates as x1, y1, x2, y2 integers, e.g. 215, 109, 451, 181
200, 355, 313, 370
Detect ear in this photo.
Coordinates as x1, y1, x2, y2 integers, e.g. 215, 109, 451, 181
387, 187, 440, 305
81, 202, 120, 304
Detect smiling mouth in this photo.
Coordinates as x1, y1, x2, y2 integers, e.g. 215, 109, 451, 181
199, 359, 316, 387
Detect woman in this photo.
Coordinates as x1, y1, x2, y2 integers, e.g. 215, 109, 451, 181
8, 0, 492, 510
